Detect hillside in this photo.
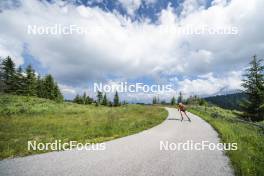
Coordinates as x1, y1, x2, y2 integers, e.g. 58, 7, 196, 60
204, 93, 246, 110
0, 94, 167, 159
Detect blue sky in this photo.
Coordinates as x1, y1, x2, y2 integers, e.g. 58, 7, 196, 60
60, 0, 211, 22
53, 0, 214, 22
0, 0, 263, 102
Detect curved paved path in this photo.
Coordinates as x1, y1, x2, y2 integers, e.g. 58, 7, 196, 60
0, 108, 234, 176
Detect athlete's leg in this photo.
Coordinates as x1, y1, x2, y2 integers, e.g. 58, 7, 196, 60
180, 111, 184, 121
184, 111, 191, 121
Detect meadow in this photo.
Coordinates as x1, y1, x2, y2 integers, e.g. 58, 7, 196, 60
0, 94, 167, 159
189, 105, 264, 176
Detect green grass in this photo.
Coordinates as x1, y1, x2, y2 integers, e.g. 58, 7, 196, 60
0, 94, 167, 159
189, 105, 264, 176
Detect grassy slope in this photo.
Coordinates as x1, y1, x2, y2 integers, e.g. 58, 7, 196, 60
0, 94, 167, 159
189, 105, 264, 176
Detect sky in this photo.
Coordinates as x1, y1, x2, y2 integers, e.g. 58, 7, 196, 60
0, 0, 263, 102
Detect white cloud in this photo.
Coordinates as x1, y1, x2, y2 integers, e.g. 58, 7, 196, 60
0, 37, 23, 66
59, 84, 76, 95
0, 0, 263, 100
177, 71, 242, 97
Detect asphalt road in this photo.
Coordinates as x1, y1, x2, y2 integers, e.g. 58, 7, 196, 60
0, 107, 234, 176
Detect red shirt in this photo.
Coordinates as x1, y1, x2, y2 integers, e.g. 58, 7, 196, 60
179, 104, 186, 111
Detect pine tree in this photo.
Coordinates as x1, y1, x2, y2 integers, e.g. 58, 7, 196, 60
36, 75, 45, 98
53, 83, 63, 102
0, 56, 64, 101
177, 92, 183, 103
85, 95, 93, 104
102, 93, 108, 106
81, 92, 87, 104
97, 91, 103, 104
241, 55, 264, 121
113, 91, 120, 106
1, 56, 16, 93
25, 65, 37, 96
73, 94, 82, 104
14, 66, 26, 95
0, 57, 5, 92
152, 96, 157, 104
108, 101, 113, 107
43, 74, 56, 100
73, 92, 92, 104
171, 96, 176, 105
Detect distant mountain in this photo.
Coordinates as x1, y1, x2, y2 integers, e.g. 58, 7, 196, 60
210, 87, 242, 97
204, 93, 247, 111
